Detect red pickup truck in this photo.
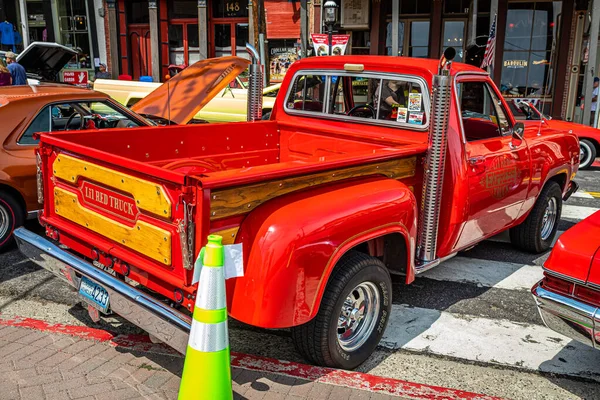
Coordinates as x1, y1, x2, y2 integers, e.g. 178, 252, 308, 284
16, 48, 580, 369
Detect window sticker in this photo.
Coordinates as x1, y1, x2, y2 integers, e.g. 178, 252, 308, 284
397, 107, 408, 122
408, 92, 422, 112
408, 112, 424, 125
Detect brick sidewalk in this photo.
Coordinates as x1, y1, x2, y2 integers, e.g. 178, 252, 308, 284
0, 324, 405, 400
0, 318, 501, 400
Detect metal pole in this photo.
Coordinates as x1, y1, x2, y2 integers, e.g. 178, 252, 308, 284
198, 0, 208, 60
18, 0, 29, 48
583, 0, 600, 126
469, 0, 478, 46
106, 0, 120, 77
300, 0, 308, 58
328, 24, 332, 56
392, 0, 399, 55
148, 1, 160, 81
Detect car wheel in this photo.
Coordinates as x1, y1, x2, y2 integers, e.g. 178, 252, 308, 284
579, 139, 597, 170
261, 111, 272, 120
291, 251, 392, 369
510, 181, 562, 253
0, 192, 24, 251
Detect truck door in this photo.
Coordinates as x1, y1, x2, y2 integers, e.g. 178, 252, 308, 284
456, 79, 531, 246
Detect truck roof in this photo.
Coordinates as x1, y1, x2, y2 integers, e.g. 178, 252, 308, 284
289, 56, 486, 80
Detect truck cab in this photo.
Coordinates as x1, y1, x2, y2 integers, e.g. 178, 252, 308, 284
15, 49, 580, 370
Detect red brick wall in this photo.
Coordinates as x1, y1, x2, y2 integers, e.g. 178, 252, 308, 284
265, 0, 301, 39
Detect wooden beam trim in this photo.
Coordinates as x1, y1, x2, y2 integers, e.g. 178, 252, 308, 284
210, 157, 417, 220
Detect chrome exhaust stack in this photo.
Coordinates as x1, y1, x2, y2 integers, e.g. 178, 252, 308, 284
416, 47, 456, 268
246, 43, 263, 121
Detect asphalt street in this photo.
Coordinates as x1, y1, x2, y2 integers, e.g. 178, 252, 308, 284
2, 167, 600, 399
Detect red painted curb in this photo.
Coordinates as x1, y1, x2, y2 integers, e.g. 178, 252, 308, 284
0, 315, 501, 400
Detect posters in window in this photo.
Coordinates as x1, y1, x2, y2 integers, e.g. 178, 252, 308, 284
397, 107, 408, 122
408, 112, 424, 125
408, 93, 422, 112
310, 34, 350, 56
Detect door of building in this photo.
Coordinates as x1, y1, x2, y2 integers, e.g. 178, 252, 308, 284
128, 24, 151, 79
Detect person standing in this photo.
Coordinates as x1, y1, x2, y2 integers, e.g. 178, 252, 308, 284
5, 52, 27, 85
591, 77, 599, 126
0, 59, 12, 86
93, 63, 111, 80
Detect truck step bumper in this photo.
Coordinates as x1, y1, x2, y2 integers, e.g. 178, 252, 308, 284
532, 281, 600, 349
14, 227, 192, 354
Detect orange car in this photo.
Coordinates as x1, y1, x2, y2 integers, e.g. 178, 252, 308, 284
0, 84, 151, 250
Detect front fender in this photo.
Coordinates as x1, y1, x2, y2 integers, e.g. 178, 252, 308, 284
227, 176, 417, 329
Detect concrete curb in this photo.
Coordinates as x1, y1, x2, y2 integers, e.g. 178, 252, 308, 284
0, 314, 502, 400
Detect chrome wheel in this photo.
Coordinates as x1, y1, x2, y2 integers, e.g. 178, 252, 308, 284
0, 205, 10, 240
337, 282, 380, 352
580, 142, 594, 168
540, 197, 557, 241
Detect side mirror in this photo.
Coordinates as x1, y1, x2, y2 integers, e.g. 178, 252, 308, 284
513, 122, 525, 140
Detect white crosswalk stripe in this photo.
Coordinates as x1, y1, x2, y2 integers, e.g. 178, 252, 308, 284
562, 204, 599, 220
381, 305, 600, 381
420, 257, 543, 291
380, 200, 600, 382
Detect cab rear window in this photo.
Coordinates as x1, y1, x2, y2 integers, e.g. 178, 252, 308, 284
285, 72, 429, 129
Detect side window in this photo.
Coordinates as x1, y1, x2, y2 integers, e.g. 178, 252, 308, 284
458, 81, 502, 142
487, 86, 511, 135
20, 106, 51, 145
286, 74, 326, 112
375, 80, 425, 125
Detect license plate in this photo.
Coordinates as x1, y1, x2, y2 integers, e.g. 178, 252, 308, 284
78, 276, 110, 313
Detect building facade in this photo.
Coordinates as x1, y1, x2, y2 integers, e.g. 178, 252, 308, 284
2, 0, 105, 81
3, 0, 598, 123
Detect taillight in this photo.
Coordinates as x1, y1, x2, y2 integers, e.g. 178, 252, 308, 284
574, 285, 600, 305
543, 274, 574, 295
36, 151, 43, 204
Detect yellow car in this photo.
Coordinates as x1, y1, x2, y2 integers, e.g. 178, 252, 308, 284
93, 68, 279, 123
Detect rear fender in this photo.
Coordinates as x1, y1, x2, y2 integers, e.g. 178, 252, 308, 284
227, 177, 417, 329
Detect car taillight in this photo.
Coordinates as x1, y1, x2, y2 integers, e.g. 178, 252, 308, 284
574, 285, 600, 305
36, 151, 43, 204
543, 274, 574, 295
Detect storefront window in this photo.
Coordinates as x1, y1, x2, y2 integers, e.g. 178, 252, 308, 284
410, 21, 429, 57
444, 0, 469, 14
400, 0, 431, 15
168, 0, 198, 19
57, 0, 92, 69
126, 0, 149, 24
501, 1, 562, 115
212, 0, 249, 19
442, 21, 465, 62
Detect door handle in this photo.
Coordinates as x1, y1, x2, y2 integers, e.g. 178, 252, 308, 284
469, 157, 485, 166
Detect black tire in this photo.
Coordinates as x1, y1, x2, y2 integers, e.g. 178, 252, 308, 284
0, 192, 24, 251
291, 251, 392, 369
510, 181, 562, 253
579, 139, 597, 170
261, 111, 272, 120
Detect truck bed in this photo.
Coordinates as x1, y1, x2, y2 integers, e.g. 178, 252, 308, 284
37, 120, 426, 307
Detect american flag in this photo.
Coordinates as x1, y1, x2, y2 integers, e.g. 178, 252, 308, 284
481, 14, 497, 69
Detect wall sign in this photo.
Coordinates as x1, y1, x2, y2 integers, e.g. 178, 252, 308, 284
503, 60, 528, 69
341, 0, 370, 30
63, 70, 88, 86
